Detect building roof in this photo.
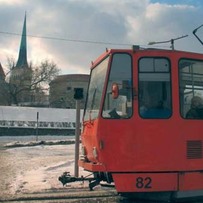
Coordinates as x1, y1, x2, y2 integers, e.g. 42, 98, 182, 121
50, 74, 89, 84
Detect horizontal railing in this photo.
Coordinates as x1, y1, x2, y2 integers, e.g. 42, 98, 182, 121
0, 120, 76, 129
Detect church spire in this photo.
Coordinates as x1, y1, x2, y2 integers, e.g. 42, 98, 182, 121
16, 13, 28, 68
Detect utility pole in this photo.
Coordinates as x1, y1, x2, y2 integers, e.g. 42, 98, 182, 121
73, 88, 83, 177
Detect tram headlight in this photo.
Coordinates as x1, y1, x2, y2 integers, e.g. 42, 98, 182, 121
93, 147, 98, 158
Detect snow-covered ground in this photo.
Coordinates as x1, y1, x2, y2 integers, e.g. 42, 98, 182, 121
0, 139, 90, 198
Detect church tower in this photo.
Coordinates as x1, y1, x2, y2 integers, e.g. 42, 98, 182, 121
9, 14, 32, 105
16, 13, 28, 68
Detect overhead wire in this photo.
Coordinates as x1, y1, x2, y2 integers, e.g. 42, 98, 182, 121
0, 30, 132, 46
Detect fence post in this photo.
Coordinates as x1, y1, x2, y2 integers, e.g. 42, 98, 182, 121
36, 112, 39, 141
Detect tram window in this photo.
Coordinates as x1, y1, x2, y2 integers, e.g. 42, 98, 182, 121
139, 58, 172, 119
102, 53, 133, 119
179, 59, 203, 119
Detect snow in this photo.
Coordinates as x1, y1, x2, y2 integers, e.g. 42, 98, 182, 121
0, 106, 84, 130
0, 106, 81, 122
0, 106, 83, 129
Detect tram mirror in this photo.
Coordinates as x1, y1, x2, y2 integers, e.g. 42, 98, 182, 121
112, 83, 119, 99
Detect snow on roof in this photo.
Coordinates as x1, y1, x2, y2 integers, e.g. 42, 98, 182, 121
50, 74, 89, 84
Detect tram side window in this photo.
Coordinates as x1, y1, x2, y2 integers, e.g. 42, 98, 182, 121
179, 59, 203, 119
139, 58, 172, 119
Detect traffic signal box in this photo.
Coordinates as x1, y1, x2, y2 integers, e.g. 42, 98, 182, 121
74, 88, 84, 100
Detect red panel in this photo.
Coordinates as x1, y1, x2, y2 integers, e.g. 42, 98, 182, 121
81, 119, 100, 163
112, 173, 178, 192
179, 172, 203, 191
78, 160, 105, 172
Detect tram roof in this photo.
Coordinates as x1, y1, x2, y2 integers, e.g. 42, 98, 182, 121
91, 46, 203, 68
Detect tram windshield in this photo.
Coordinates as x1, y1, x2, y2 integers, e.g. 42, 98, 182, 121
102, 53, 133, 119
84, 56, 109, 121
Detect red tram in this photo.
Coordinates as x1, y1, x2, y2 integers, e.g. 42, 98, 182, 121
78, 46, 203, 200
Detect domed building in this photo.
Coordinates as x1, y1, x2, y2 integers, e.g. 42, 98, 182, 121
49, 74, 89, 109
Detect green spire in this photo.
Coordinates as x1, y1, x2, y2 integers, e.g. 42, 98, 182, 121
16, 13, 28, 68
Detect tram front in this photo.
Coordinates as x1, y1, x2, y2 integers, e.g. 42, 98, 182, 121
79, 49, 134, 177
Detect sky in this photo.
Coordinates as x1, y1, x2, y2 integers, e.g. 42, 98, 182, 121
0, 0, 203, 75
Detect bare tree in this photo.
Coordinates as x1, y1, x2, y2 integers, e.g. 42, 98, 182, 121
5, 59, 60, 106
31, 60, 60, 92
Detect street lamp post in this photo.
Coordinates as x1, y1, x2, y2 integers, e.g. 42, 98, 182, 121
73, 88, 83, 178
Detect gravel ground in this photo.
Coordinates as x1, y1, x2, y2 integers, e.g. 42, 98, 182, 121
0, 147, 15, 197
0, 142, 88, 199
0, 142, 120, 203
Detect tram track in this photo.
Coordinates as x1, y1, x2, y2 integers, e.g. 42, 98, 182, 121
2, 188, 203, 203
0, 188, 120, 203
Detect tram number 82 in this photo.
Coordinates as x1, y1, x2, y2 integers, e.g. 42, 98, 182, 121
136, 177, 152, 189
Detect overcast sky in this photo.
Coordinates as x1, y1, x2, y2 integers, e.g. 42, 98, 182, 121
0, 0, 203, 75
